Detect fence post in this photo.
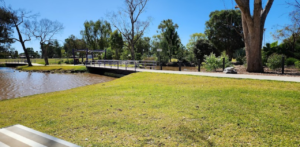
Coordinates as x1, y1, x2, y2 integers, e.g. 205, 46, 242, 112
179, 61, 181, 71
222, 58, 225, 71
282, 56, 285, 74
198, 59, 201, 72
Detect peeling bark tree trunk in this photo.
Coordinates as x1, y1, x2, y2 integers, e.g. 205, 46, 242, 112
235, 0, 274, 72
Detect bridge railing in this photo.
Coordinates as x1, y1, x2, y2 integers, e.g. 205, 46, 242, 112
86, 60, 157, 71
5, 59, 31, 64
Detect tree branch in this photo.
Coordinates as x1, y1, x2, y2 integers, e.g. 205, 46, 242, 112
261, 0, 275, 23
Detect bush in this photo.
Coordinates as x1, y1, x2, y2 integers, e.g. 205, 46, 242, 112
233, 48, 246, 64
64, 59, 74, 64
204, 53, 220, 71
204, 52, 232, 72
266, 54, 283, 70
285, 57, 298, 66
220, 51, 232, 68
295, 61, 300, 69
57, 60, 64, 64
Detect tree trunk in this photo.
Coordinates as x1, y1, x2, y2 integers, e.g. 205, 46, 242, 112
41, 43, 49, 65
242, 13, 264, 72
235, 0, 274, 72
130, 43, 135, 60
15, 23, 32, 66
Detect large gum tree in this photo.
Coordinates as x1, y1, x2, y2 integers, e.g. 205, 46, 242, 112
235, 0, 274, 72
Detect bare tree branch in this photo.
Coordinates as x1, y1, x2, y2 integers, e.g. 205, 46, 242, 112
108, 0, 150, 60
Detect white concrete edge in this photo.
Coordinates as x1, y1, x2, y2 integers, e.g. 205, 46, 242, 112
15, 124, 80, 147
0, 141, 10, 147
0, 128, 47, 147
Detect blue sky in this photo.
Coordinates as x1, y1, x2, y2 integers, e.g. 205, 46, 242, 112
5, 0, 295, 53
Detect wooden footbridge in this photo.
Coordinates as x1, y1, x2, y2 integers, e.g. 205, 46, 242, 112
85, 60, 159, 75
2, 59, 28, 67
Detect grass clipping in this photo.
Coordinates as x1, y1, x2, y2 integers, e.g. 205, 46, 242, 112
0, 73, 299, 146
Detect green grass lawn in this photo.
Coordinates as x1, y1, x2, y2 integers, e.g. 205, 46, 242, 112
16, 65, 87, 72
0, 73, 299, 146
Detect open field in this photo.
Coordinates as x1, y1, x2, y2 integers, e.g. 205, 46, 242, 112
0, 73, 299, 146
16, 65, 87, 72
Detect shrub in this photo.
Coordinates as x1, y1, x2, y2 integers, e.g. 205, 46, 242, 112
266, 54, 283, 70
204, 53, 220, 71
233, 48, 246, 64
220, 51, 232, 68
295, 61, 300, 69
57, 60, 63, 64
64, 59, 74, 64
204, 52, 232, 72
285, 57, 298, 66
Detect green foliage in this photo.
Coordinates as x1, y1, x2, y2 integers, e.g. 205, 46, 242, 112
285, 57, 299, 66
57, 59, 64, 64
193, 39, 218, 64
81, 20, 112, 50
204, 53, 221, 71
205, 10, 244, 59
185, 33, 207, 63
64, 59, 74, 64
266, 54, 283, 70
135, 53, 142, 60
120, 49, 131, 60
204, 52, 231, 71
233, 48, 246, 64
0, 7, 14, 51
110, 30, 123, 60
157, 19, 181, 62
135, 37, 151, 57
220, 51, 232, 68
295, 61, 300, 69
103, 48, 113, 60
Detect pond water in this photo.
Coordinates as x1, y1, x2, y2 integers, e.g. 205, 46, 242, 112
0, 67, 116, 100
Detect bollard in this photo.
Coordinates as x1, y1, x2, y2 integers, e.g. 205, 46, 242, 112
179, 61, 181, 71
282, 56, 285, 74
198, 59, 201, 72
222, 58, 225, 71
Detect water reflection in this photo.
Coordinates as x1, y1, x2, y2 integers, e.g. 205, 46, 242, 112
0, 67, 115, 100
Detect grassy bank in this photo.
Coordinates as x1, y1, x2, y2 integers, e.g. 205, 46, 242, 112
0, 73, 299, 146
0, 64, 5, 67
16, 65, 87, 72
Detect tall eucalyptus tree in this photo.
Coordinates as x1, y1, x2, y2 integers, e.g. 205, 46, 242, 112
235, 0, 274, 72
